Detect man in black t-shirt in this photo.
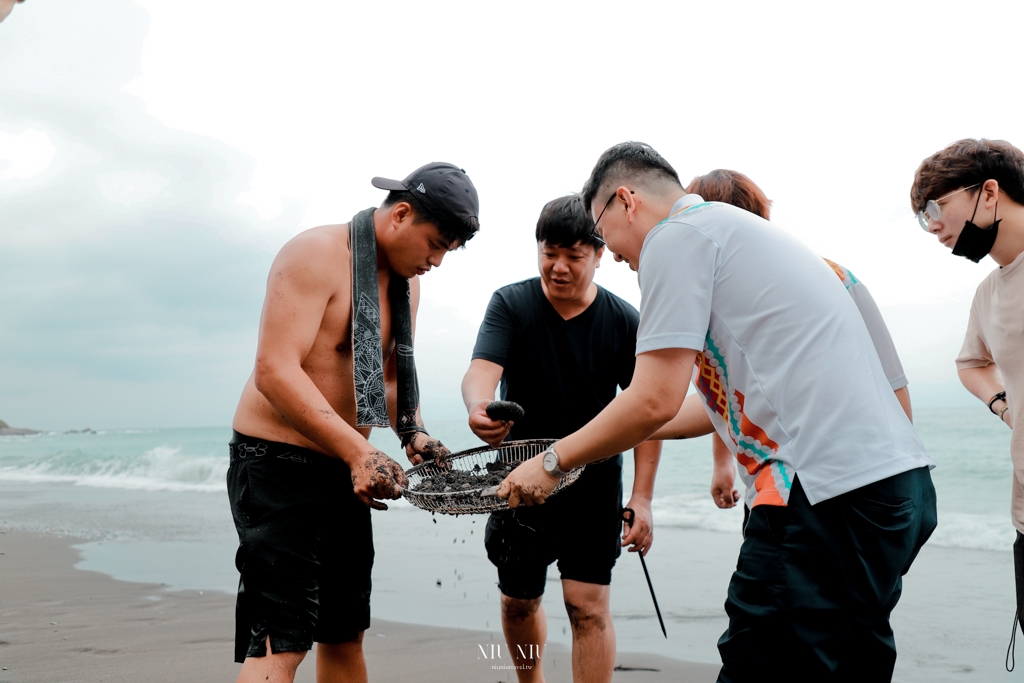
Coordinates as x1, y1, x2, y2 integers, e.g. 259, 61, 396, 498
461, 194, 661, 683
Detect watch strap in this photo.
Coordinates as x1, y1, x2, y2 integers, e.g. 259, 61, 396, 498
989, 391, 1008, 415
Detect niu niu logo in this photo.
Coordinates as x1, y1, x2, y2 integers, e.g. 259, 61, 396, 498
477, 643, 542, 660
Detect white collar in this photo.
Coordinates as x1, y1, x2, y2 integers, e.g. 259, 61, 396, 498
669, 193, 705, 215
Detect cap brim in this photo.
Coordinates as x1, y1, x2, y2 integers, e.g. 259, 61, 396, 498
371, 176, 407, 191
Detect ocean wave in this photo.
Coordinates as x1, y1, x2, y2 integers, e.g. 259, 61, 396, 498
0, 445, 227, 493
649, 492, 1014, 553
0, 426, 1016, 553
651, 493, 746, 534
925, 512, 1015, 552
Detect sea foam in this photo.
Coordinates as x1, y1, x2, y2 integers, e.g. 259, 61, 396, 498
0, 436, 227, 493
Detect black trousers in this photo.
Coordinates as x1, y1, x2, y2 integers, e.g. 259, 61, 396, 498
1014, 531, 1024, 627
718, 466, 937, 683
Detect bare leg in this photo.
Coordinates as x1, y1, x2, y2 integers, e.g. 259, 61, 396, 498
501, 594, 546, 683
562, 580, 614, 683
236, 637, 305, 683
316, 632, 367, 683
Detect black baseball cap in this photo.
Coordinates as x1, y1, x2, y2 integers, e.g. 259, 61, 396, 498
371, 162, 479, 229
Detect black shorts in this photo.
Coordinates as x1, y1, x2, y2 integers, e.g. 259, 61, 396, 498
226, 431, 373, 663
484, 455, 623, 600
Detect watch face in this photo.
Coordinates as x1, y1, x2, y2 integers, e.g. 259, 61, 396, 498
543, 450, 560, 474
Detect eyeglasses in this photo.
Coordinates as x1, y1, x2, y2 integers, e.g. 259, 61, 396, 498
591, 189, 634, 244
917, 184, 980, 231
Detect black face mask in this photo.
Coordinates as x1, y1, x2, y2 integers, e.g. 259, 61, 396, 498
952, 189, 999, 263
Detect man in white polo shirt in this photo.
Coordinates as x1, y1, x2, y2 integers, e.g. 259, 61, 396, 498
498, 142, 936, 682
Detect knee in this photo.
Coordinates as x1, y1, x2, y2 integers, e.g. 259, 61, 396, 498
501, 595, 542, 623
564, 598, 609, 634
317, 634, 364, 664
320, 632, 364, 651
276, 650, 306, 672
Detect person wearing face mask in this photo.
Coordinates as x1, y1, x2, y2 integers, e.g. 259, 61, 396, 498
912, 138, 1024, 647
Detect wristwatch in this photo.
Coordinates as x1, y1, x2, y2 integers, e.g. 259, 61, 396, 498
988, 391, 1008, 415
541, 445, 567, 478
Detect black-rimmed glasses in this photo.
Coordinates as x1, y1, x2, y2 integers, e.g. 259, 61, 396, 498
592, 190, 633, 244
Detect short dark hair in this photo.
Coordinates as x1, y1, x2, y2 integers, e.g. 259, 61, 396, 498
686, 169, 773, 220
381, 190, 480, 247
581, 141, 682, 210
534, 194, 603, 250
911, 138, 1024, 212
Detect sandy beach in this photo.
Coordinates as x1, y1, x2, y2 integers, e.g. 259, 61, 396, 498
0, 530, 720, 683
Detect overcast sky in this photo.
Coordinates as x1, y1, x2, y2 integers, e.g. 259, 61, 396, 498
2, 0, 1021, 429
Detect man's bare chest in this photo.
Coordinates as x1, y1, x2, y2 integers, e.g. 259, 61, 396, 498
318, 289, 394, 363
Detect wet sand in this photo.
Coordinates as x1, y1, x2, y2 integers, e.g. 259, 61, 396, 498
0, 530, 720, 682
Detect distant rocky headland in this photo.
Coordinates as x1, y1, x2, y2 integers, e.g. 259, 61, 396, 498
0, 418, 41, 436
0, 419, 95, 436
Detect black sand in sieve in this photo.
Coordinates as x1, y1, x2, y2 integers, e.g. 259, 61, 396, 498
411, 460, 522, 496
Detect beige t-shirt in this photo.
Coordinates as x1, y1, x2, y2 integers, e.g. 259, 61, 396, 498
957, 250, 1024, 533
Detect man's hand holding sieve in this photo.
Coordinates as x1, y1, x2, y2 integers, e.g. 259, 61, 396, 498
496, 452, 559, 507
351, 450, 408, 510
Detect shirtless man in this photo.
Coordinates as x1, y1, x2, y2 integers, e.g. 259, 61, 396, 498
228, 162, 479, 683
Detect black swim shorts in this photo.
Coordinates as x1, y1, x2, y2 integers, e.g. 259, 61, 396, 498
484, 455, 623, 600
226, 430, 373, 663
